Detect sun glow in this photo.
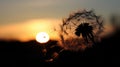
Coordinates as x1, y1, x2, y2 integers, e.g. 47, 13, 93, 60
0, 19, 61, 42
36, 32, 50, 43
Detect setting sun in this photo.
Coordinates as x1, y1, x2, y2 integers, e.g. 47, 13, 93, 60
36, 32, 50, 43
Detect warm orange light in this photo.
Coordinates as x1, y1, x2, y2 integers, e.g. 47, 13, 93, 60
0, 19, 61, 42
36, 32, 50, 43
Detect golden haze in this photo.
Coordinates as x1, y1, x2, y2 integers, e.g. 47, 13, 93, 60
0, 19, 61, 42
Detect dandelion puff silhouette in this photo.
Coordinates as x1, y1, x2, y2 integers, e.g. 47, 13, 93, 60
59, 9, 104, 51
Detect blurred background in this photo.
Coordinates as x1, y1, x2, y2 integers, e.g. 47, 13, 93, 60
0, 0, 120, 66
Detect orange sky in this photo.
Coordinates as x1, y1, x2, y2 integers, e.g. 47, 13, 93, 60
0, 19, 61, 41
0, 18, 115, 42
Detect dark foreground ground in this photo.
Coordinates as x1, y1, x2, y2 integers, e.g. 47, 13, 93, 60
0, 29, 120, 66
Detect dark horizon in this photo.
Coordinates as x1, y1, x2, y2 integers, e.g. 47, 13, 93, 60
0, 28, 120, 66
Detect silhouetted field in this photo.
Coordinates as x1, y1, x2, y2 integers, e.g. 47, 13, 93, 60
0, 29, 120, 66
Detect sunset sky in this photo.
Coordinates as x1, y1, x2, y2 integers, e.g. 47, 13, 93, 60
0, 0, 120, 41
